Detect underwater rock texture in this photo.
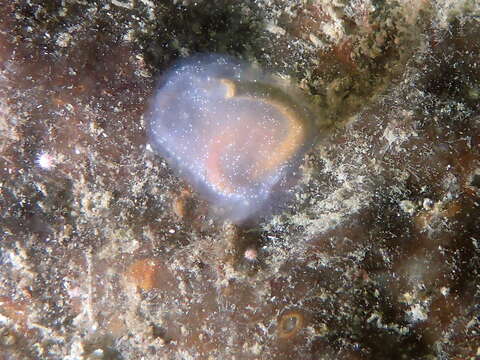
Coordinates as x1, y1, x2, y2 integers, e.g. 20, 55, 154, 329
0, 0, 479, 359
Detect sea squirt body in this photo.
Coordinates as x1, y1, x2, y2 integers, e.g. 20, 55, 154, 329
147, 54, 316, 223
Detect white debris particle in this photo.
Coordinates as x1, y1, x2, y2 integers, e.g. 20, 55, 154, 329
111, 0, 134, 9
56, 32, 72, 47
399, 200, 416, 215
309, 33, 325, 48
265, 22, 286, 36
35, 151, 57, 170
407, 303, 428, 323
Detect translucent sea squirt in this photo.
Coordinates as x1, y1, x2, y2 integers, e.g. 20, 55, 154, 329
147, 54, 317, 223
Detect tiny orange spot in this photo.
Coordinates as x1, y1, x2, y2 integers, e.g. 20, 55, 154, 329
0, 296, 30, 330
172, 189, 192, 219
441, 200, 462, 218
52, 97, 67, 107
105, 313, 127, 337
125, 259, 160, 291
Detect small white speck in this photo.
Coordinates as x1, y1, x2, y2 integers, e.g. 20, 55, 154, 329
440, 287, 449, 297
111, 0, 134, 9
35, 152, 56, 170
244, 247, 258, 262
168, 229, 175, 234
56, 32, 72, 48
422, 198, 434, 210
407, 303, 428, 323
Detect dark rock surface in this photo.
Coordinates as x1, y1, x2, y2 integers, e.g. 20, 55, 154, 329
0, 1, 479, 359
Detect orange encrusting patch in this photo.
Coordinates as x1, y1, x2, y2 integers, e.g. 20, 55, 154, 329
125, 259, 160, 291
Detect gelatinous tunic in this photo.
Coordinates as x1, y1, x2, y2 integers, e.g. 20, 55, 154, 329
147, 54, 316, 223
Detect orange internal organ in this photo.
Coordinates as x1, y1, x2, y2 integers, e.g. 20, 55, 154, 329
205, 79, 306, 195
